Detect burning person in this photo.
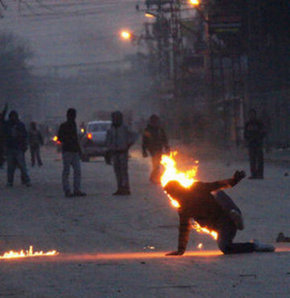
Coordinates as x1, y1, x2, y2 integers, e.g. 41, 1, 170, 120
163, 170, 275, 255
142, 114, 170, 183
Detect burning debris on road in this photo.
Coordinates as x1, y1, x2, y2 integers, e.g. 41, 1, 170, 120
0, 246, 59, 260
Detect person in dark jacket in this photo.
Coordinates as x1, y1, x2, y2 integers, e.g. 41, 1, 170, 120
244, 109, 265, 179
58, 108, 86, 197
0, 103, 8, 168
164, 170, 274, 255
142, 115, 170, 183
106, 111, 135, 195
28, 122, 43, 167
4, 110, 31, 187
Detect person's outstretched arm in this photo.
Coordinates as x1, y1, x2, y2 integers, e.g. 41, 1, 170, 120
201, 171, 246, 193
166, 214, 191, 256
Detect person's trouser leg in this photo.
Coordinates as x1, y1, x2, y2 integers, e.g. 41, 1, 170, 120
71, 152, 81, 193
35, 146, 43, 166
256, 147, 264, 178
119, 152, 129, 190
7, 152, 17, 185
217, 220, 255, 254
15, 151, 30, 184
0, 142, 4, 167
112, 154, 122, 190
249, 147, 257, 177
62, 152, 72, 193
30, 146, 35, 166
150, 152, 161, 183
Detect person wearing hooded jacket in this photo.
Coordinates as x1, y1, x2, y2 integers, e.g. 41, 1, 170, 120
164, 170, 275, 255
142, 114, 170, 183
106, 111, 135, 195
4, 110, 31, 187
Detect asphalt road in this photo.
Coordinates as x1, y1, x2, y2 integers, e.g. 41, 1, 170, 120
0, 146, 289, 297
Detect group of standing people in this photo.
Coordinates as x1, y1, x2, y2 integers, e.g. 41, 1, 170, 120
1, 103, 267, 198
0, 104, 44, 187
56, 109, 170, 198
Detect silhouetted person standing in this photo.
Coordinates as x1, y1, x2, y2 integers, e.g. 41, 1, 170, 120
28, 122, 43, 167
0, 103, 8, 168
244, 109, 265, 179
4, 111, 31, 187
58, 108, 86, 197
142, 115, 170, 183
106, 111, 134, 195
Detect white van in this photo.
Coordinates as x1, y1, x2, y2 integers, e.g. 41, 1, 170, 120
80, 120, 111, 161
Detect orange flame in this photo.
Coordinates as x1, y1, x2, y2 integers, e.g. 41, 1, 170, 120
193, 222, 218, 240
160, 152, 218, 240
160, 152, 198, 188
0, 246, 59, 259
160, 152, 198, 208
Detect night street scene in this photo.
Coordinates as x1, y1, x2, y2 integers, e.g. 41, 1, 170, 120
0, 1, 289, 297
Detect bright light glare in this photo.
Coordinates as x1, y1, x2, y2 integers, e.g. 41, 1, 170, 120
145, 13, 155, 18
120, 31, 132, 40
189, 0, 200, 5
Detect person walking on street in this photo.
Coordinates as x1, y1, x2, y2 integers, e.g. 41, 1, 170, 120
164, 170, 275, 255
142, 114, 170, 184
28, 122, 43, 167
58, 108, 86, 198
244, 109, 265, 179
0, 103, 8, 168
4, 111, 31, 187
106, 111, 135, 195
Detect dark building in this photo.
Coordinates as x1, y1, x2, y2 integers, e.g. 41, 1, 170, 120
246, 0, 289, 146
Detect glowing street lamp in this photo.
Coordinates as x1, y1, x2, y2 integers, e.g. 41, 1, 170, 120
145, 11, 156, 18
189, 0, 200, 6
120, 30, 133, 40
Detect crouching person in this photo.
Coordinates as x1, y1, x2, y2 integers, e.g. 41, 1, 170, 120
106, 111, 135, 196
164, 171, 275, 255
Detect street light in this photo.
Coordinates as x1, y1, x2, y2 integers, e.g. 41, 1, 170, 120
189, 0, 200, 6
145, 11, 157, 18
120, 30, 133, 40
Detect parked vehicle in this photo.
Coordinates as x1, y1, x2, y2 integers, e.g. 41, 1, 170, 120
80, 120, 111, 161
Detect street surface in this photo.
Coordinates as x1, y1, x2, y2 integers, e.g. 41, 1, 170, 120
0, 146, 289, 297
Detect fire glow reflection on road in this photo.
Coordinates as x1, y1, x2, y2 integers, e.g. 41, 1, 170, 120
1, 248, 289, 263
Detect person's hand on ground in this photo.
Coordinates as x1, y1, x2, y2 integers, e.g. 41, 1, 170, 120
166, 250, 184, 256
233, 170, 246, 182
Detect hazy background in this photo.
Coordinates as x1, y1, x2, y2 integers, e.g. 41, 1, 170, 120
0, 0, 152, 124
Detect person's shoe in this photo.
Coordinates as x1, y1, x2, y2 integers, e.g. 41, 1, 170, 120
252, 239, 275, 252
65, 191, 74, 198
113, 189, 122, 195
118, 189, 131, 195
229, 209, 244, 230
73, 190, 87, 197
